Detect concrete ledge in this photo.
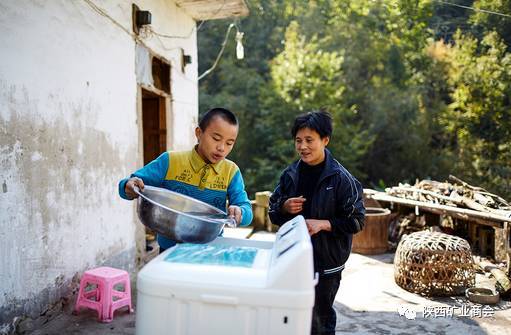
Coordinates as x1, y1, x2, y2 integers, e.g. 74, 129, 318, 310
223, 227, 253, 239
249, 231, 276, 242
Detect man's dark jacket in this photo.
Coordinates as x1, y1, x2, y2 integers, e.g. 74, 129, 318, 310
269, 149, 365, 275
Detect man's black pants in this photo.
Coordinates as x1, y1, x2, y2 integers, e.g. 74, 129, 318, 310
311, 271, 342, 335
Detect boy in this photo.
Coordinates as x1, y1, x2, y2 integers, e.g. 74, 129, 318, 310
119, 107, 253, 252
269, 111, 365, 335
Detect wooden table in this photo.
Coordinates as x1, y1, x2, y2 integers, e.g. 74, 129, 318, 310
364, 189, 511, 270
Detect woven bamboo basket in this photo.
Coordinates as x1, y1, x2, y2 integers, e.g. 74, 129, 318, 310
394, 231, 475, 296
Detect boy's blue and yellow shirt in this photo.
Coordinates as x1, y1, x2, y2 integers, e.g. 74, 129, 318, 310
119, 148, 253, 249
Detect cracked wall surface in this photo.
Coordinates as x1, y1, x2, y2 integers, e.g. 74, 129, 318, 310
0, 0, 198, 328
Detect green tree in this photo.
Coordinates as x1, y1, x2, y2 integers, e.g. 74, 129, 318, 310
197, 0, 511, 200
471, 0, 511, 50
442, 30, 511, 196
268, 21, 371, 177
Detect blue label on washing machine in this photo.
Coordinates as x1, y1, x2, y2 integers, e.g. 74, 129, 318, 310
164, 244, 258, 268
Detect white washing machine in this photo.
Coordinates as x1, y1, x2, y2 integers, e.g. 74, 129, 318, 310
136, 215, 315, 335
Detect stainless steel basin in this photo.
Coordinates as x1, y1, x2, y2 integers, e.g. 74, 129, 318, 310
135, 185, 235, 244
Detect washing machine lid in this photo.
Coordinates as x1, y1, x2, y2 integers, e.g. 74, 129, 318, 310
164, 243, 260, 268
139, 237, 273, 288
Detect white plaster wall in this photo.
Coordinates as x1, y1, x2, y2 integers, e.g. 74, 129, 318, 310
0, 0, 198, 322
137, 0, 199, 150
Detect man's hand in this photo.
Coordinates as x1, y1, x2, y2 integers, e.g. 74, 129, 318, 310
282, 196, 306, 214
227, 205, 242, 225
125, 177, 144, 199
306, 219, 331, 236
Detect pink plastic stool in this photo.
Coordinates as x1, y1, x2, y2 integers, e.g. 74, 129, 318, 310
74, 266, 133, 322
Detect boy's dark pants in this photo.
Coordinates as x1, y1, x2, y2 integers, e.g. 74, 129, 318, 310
311, 271, 342, 335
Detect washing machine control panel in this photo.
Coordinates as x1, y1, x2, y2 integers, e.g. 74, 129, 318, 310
274, 215, 307, 259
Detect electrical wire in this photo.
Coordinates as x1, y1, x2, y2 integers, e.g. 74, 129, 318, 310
80, 0, 234, 84
198, 23, 239, 81
432, 0, 511, 19
81, 0, 202, 86
82, 0, 134, 36
150, 20, 205, 39
81, 0, 233, 44
82, 0, 242, 82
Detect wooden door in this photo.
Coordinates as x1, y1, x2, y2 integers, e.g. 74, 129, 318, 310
142, 89, 167, 165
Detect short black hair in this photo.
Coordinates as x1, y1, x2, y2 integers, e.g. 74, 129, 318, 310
291, 110, 332, 139
199, 107, 238, 130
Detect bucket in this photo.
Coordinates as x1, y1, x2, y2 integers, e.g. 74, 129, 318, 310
352, 207, 391, 255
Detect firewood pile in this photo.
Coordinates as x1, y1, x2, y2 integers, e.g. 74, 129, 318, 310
384, 175, 511, 252
388, 214, 453, 250
389, 213, 421, 246
385, 175, 511, 218
474, 256, 511, 297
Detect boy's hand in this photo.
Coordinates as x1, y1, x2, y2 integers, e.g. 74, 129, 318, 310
125, 177, 144, 199
227, 205, 242, 225
282, 196, 306, 214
